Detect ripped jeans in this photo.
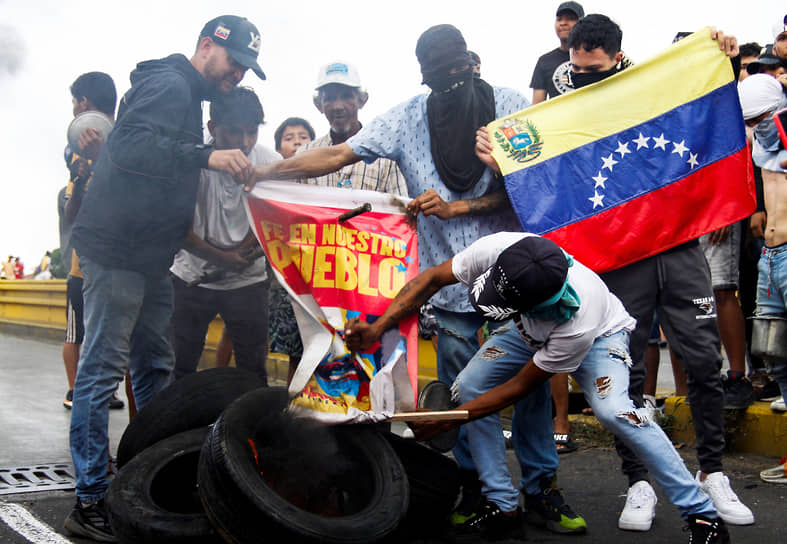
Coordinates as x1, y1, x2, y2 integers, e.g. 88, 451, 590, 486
456, 327, 716, 518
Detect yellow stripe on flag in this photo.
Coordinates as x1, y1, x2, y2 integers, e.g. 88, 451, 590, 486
489, 27, 734, 175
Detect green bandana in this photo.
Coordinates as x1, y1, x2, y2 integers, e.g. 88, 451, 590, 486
521, 252, 580, 324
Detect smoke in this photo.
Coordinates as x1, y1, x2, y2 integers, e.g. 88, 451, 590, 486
0, 24, 26, 76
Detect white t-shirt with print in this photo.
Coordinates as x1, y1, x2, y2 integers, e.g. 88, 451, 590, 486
451, 232, 636, 374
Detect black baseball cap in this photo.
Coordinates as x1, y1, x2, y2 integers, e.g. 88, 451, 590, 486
556, 1, 584, 18
746, 45, 786, 75
200, 15, 266, 80
469, 237, 569, 321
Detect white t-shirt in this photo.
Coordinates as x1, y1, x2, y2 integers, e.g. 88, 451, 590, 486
170, 144, 282, 290
451, 232, 636, 374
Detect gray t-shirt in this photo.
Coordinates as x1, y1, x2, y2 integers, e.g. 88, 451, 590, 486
170, 144, 282, 290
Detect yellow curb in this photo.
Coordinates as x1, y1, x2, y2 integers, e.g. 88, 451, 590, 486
664, 396, 787, 457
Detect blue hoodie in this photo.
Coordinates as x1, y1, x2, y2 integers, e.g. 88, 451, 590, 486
72, 54, 214, 275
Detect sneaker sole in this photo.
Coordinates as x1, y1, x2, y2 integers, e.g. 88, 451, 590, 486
64, 517, 117, 542
526, 510, 587, 534
618, 517, 654, 531
717, 511, 754, 525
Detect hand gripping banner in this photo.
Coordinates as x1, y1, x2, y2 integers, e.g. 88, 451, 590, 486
245, 181, 419, 423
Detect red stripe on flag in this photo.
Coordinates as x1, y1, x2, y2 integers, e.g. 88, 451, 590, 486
544, 146, 756, 273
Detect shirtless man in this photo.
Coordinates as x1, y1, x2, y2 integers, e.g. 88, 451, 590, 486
738, 73, 787, 411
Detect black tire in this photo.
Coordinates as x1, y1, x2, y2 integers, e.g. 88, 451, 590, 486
106, 427, 220, 544
117, 367, 266, 467
197, 387, 409, 544
382, 432, 459, 537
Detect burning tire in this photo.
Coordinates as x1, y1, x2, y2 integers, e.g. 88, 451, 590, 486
106, 427, 220, 544
382, 432, 460, 536
117, 367, 266, 467
197, 387, 409, 543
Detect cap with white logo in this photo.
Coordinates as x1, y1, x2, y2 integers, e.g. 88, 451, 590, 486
315, 61, 362, 90
200, 15, 266, 80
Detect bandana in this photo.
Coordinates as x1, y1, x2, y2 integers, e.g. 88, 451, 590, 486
521, 253, 580, 324
738, 73, 785, 120
426, 71, 496, 192
416, 24, 496, 192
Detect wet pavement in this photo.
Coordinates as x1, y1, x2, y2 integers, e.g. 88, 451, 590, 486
0, 331, 784, 543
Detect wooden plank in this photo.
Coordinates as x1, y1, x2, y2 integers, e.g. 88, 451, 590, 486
390, 410, 469, 422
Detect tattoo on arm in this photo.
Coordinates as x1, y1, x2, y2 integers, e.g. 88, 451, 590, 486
466, 190, 510, 216
385, 277, 439, 325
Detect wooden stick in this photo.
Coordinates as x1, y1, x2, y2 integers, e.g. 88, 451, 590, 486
390, 410, 469, 422
338, 203, 372, 222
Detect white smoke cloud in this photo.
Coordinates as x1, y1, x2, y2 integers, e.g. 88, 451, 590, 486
0, 24, 26, 76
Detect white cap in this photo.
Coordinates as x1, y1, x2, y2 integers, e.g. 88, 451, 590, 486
738, 73, 783, 120
315, 61, 362, 90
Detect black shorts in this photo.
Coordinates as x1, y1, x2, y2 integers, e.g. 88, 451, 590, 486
65, 275, 84, 344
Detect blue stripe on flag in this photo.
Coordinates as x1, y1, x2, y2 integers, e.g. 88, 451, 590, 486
505, 82, 745, 234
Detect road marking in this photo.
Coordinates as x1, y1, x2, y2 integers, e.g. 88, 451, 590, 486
0, 502, 72, 544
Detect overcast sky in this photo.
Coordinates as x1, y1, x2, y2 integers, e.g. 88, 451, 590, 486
0, 0, 782, 269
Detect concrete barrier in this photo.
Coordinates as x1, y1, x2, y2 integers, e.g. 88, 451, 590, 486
0, 279, 438, 387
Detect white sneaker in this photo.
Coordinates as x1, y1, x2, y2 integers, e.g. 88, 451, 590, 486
697, 471, 754, 525
618, 480, 657, 531
771, 397, 786, 412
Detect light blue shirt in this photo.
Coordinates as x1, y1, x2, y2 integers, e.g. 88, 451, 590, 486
347, 86, 530, 312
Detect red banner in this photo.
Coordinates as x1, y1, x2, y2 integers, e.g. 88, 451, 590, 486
245, 182, 419, 423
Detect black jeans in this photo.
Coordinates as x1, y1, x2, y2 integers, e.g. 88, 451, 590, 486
601, 243, 725, 484
171, 276, 269, 383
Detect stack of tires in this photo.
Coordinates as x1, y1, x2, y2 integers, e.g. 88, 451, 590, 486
105, 368, 459, 544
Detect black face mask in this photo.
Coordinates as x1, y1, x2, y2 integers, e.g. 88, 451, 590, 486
425, 68, 473, 93
570, 66, 619, 89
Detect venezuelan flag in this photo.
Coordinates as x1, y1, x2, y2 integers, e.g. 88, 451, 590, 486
489, 28, 755, 273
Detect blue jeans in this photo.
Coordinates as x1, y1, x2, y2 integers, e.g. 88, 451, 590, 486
456, 327, 716, 518
70, 257, 174, 502
433, 308, 513, 473
756, 244, 787, 400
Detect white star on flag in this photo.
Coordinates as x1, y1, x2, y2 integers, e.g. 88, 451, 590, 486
592, 172, 608, 189
601, 153, 619, 171
615, 141, 631, 157
672, 140, 689, 158
633, 133, 650, 149
687, 152, 699, 169
653, 133, 670, 150
589, 191, 605, 208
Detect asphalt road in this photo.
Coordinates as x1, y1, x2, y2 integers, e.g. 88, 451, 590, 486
0, 332, 784, 543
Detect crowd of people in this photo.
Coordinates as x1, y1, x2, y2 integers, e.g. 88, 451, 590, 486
0, 255, 24, 279
53, 5, 787, 543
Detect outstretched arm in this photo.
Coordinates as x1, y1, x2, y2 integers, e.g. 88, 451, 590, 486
241, 143, 362, 191
345, 259, 458, 351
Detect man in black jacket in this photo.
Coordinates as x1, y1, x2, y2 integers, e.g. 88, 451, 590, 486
65, 15, 265, 542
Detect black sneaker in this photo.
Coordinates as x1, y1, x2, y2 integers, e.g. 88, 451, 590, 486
753, 378, 781, 401
108, 391, 124, 410
450, 469, 483, 525
686, 514, 730, 543
63, 498, 116, 542
523, 477, 587, 534
63, 389, 73, 410
723, 372, 753, 409
450, 500, 526, 543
